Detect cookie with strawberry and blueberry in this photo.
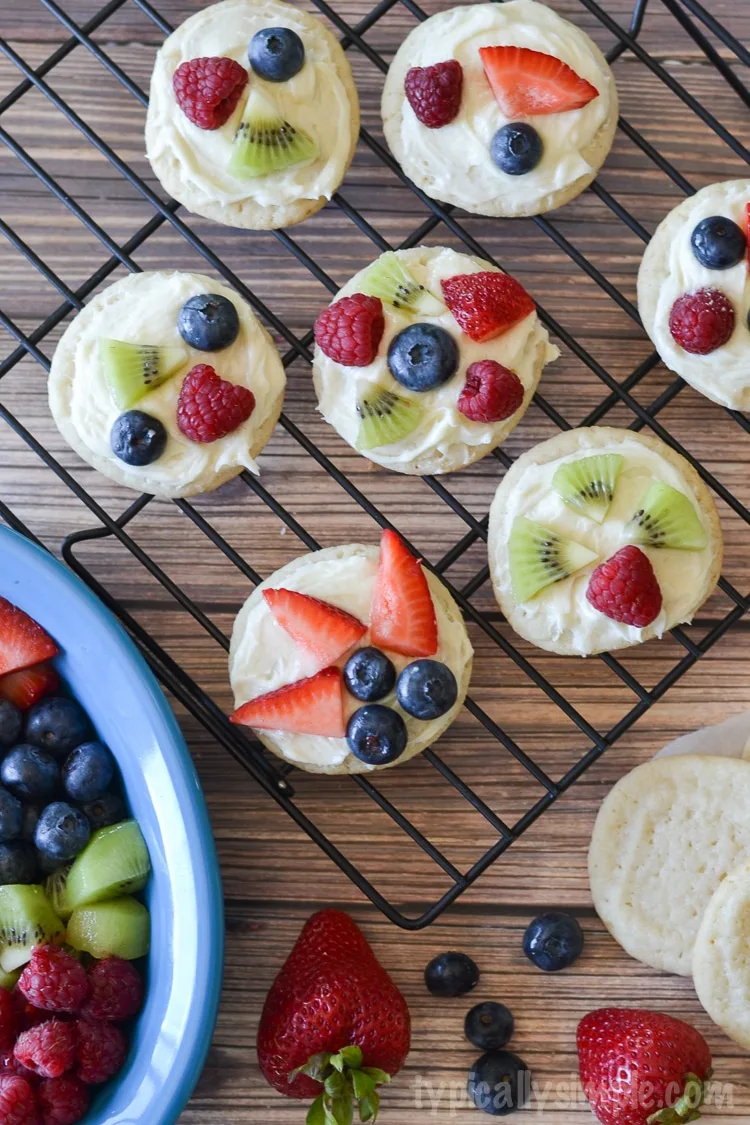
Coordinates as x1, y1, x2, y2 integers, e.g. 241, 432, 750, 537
638, 179, 750, 409
48, 270, 285, 498
487, 426, 722, 656
145, 0, 359, 231
381, 0, 618, 218
312, 245, 559, 475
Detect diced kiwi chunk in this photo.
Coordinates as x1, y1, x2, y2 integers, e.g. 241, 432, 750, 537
66, 820, 150, 912
67, 896, 150, 961
101, 339, 186, 410
45, 866, 72, 921
359, 252, 444, 317
508, 517, 598, 603
0, 885, 64, 973
625, 481, 708, 550
552, 453, 623, 523
228, 88, 318, 179
0, 967, 20, 991
356, 385, 422, 450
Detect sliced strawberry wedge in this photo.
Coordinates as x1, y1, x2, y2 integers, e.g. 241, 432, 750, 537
479, 45, 599, 117
0, 661, 59, 711
230, 666, 346, 737
370, 530, 438, 658
263, 588, 366, 668
0, 599, 58, 676
441, 272, 535, 343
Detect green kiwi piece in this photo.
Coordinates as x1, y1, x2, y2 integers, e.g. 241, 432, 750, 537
356, 385, 423, 450
509, 517, 598, 603
101, 339, 186, 410
0, 967, 20, 991
552, 453, 623, 523
45, 866, 72, 921
66, 820, 150, 912
228, 88, 318, 179
625, 481, 708, 550
66, 896, 150, 961
359, 252, 444, 317
0, 885, 64, 973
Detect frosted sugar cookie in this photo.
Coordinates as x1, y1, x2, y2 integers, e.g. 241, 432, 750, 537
693, 862, 750, 1048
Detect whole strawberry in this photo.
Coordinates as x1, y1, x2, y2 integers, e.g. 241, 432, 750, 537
577, 1008, 712, 1125
257, 909, 410, 1123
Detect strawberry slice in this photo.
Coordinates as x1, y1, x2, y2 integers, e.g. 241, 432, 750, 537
479, 45, 599, 117
441, 272, 535, 343
0, 661, 59, 711
230, 666, 346, 737
0, 599, 58, 676
370, 530, 438, 658
263, 589, 366, 669
745, 202, 750, 266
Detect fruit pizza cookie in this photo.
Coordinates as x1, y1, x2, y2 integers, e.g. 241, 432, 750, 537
638, 179, 750, 409
381, 0, 618, 218
146, 0, 360, 230
49, 271, 285, 498
488, 426, 722, 655
229, 530, 473, 774
312, 246, 558, 474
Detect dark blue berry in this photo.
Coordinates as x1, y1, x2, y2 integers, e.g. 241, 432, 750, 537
20, 805, 40, 842
0, 745, 59, 803
343, 648, 396, 703
178, 293, 240, 352
35, 802, 90, 863
397, 659, 457, 720
388, 324, 458, 392
491, 123, 543, 176
0, 841, 38, 885
0, 701, 22, 749
62, 742, 115, 804
468, 1051, 531, 1116
425, 951, 479, 997
346, 705, 407, 766
36, 848, 65, 875
465, 1002, 515, 1051
111, 410, 167, 467
0, 788, 22, 842
523, 911, 583, 972
691, 216, 746, 270
249, 27, 305, 81
25, 697, 90, 759
82, 791, 126, 831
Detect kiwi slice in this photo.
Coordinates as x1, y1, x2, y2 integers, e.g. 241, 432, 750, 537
0, 885, 64, 973
67, 896, 150, 961
228, 88, 318, 179
625, 481, 708, 550
359, 252, 444, 317
101, 339, 186, 410
509, 517, 598, 603
552, 453, 623, 523
0, 967, 20, 991
66, 820, 150, 912
356, 385, 422, 450
45, 866, 72, 921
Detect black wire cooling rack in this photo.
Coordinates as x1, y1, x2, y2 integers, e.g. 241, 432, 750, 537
0, 0, 749, 928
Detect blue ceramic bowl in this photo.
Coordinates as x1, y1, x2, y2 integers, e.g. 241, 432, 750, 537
0, 525, 223, 1124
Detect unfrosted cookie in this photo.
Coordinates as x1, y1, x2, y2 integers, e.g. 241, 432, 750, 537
693, 862, 750, 1048
312, 246, 559, 475
49, 270, 285, 498
146, 0, 360, 230
589, 755, 750, 976
638, 180, 750, 409
229, 533, 473, 775
381, 0, 618, 218
487, 427, 722, 656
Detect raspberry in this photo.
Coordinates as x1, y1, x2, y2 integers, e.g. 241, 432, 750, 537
404, 60, 463, 128
668, 287, 735, 355
457, 360, 524, 423
586, 545, 662, 628
15, 1021, 76, 1080
38, 1077, 89, 1125
12, 987, 50, 1032
172, 56, 248, 130
79, 959, 142, 1023
0, 987, 17, 1051
176, 364, 255, 443
314, 294, 385, 366
75, 1020, 126, 1085
0, 1075, 38, 1125
19, 948, 89, 1015
0, 1052, 39, 1086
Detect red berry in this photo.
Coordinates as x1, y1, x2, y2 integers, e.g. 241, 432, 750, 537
19, 948, 89, 1016
479, 45, 598, 117
0, 599, 58, 678
370, 529, 437, 658
15, 1021, 76, 1080
441, 272, 535, 343
172, 56, 247, 130
79, 959, 142, 1023
176, 364, 255, 444
669, 287, 735, 354
75, 1020, 127, 1085
0, 1075, 38, 1125
0, 662, 59, 712
12, 987, 50, 1032
38, 1076, 89, 1125
314, 294, 385, 366
0, 988, 17, 1052
457, 360, 524, 423
231, 666, 346, 739
586, 545, 662, 628
0, 1052, 39, 1087
404, 60, 463, 128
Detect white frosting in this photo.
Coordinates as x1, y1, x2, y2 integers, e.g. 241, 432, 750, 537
314, 246, 559, 471
392, 1, 613, 212
492, 437, 714, 654
147, 0, 353, 210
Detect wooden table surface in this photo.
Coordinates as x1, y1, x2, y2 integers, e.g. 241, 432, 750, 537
1, 0, 749, 1120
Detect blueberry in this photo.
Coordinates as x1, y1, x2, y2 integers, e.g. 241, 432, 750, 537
249, 27, 305, 81
397, 660, 457, 720
20, 805, 40, 842
62, 742, 115, 804
468, 1050, 531, 1116
0, 745, 59, 803
346, 705, 407, 766
491, 123, 543, 176
0, 841, 38, 885
424, 951, 479, 997
35, 802, 90, 863
343, 648, 396, 703
178, 293, 240, 352
82, 791, 126, 830
522, 911, 583, 972
0, 788, 22, 842
0, 701, 22, 749
387, 324, 458, 392
36, 848, 66, 875
691, 216, 746, 270
465, 1002, 515, 1051
25, 697, 90, 759
111, 410, 167, 467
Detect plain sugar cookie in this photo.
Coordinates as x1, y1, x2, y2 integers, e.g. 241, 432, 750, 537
693, 862, 750, 1048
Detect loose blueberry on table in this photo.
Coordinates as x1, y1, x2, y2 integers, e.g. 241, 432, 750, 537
467, 1049, 532, 1117
424, 951, 480, 997
523, 911, 584, 972
465, 1001, 515, 1051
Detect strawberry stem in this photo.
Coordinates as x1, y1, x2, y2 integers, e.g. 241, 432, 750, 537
293, 1047, 392, 1125
646, 1073, 710, 1125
